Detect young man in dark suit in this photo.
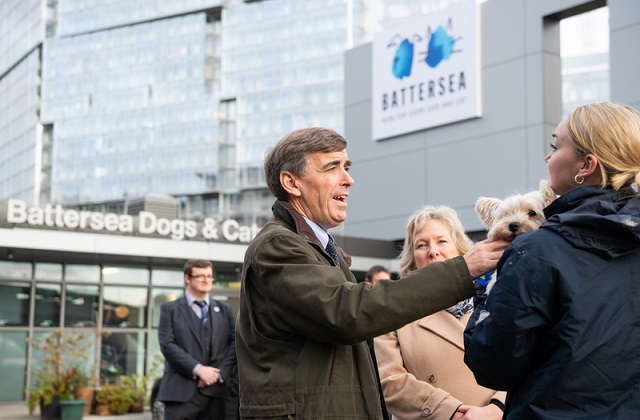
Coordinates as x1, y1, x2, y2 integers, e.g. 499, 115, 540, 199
157, 259, 237, 420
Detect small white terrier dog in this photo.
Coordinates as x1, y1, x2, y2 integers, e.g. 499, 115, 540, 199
474, 180, 557, 295
475, 180, 557, 242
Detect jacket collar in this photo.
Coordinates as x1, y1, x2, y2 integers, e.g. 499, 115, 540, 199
543, 185, 613, 219
542, 186, 640, 259
417, 311, 471, 350
272, 200, 352, 266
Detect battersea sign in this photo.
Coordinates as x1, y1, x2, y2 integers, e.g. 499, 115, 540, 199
372, 0, 480, 140
4, 199, 259, 243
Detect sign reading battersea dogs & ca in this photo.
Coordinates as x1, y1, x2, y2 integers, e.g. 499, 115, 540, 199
372, 0, 480, 140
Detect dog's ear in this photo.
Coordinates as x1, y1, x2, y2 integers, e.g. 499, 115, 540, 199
475, 197, 502, 228
538, 179, 557, 206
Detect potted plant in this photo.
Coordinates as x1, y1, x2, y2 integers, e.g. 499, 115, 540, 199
59, 399, 87, 420
94, 383, 134, 415
121, 374, 149, 413
26, 330, 92, 419
72, 370, 95, 416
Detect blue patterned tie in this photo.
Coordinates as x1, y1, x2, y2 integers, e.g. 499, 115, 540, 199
325, 237, 341, 267
194, 300, 208, 326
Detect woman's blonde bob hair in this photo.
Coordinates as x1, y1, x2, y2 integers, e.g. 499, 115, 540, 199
568, 102, 640, 191
398, 205, 474, 278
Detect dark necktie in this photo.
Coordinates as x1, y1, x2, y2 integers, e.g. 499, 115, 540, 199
325, 237, 340, 267
194, 300, 208, 326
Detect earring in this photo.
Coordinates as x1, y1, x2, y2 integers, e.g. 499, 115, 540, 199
574, 174, 585, 185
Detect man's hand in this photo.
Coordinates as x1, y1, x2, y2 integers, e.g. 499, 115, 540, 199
195, 365, 221, 387
453, 404, 503, 420
463, 239, 509, 278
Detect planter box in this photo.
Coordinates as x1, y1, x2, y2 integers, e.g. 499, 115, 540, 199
59, 400, 85, 420
40, 396, 61, 420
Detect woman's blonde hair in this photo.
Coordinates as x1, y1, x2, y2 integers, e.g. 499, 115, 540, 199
398, 205, 474, 278
568, 102, 640, 191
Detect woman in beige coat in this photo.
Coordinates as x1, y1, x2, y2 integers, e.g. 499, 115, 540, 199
375, 205, 505, 420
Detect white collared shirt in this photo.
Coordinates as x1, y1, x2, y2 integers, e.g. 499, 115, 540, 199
303, 216, 332, 248
185, 290, 210, 319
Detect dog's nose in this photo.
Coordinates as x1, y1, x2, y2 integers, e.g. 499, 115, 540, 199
509, 222, 520, 233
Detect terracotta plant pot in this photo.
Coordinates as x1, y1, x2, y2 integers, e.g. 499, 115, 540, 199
95, 404, 111, 416
73, 386, 94, 416
129, 400, 145, 413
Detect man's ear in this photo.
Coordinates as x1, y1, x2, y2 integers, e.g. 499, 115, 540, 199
281, 171, 302, 197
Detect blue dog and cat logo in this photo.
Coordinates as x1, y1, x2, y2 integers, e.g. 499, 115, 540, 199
390, 35, 417, 79
389, 18, 460, 79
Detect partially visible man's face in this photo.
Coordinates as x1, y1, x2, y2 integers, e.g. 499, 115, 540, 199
369, 271, 391, 285
290, 150, 354, 230
185, 266, 213, 298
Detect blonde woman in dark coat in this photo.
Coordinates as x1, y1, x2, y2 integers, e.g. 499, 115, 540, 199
375, 205, 505, 420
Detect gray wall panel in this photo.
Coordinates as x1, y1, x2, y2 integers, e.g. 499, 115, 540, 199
348, 150, 429, 240
481, 0, 526, 67
344, 43, 373, 107
525, 124, 553, 186
425, 128, 529, 231
610, 25, 640, 105
346, 101, 429, 162
609, 0, 640, 29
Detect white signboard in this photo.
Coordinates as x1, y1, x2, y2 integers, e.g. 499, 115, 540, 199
372, 1, 481, 140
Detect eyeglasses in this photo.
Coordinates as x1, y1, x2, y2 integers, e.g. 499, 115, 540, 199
189, 274, 214, 281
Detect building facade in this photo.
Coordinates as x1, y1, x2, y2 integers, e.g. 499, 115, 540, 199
0, 0, 634, 404
343, 0, 638, 241
2, 0, 453, 225
0, 0, 453, 404
0, 198, 396, 402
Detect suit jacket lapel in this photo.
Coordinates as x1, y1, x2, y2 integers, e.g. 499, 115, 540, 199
179, 297, 203, 346
207, 300, 218, 353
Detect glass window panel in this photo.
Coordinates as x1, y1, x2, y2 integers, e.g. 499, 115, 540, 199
63, 330, 96, 381
30, 330, 96, 391
65, 264, 100, 283
560, 7, 609, 116
103, 286, 148, 328
100, 331, 146, 383
35, 262, 63, 280
0, 282, 31, 326
35, 283, 61, 327
0, 331, 27, 401
151, 269, 184, 287
148, 330, 164, 378
0, 261, 32, 279
64, 284, 99, 328
151, 288, 183, 328
102, 266, 149, 285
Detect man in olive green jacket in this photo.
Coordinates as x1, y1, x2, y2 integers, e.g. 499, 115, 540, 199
236, 128, 506, 419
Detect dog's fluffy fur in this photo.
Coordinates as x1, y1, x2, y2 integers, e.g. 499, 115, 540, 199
475, 180, 557, 242
474, 180, 557, 296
